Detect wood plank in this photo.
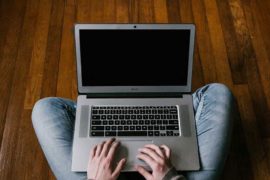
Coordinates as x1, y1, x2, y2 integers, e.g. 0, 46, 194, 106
40, 0, 65, 98
0, 0, 39, 178
255, 0, 270, 64
179, 0, 205, 91
216, 0, 247, 84
138, 0, 154, 23
0, 0, 14, 52
56, 1, 76, 99
0, 0, 26, 147
166, 0, 180, 23
76, 0, 91, 22
24, 0, 52, 109
116, 0, 130, 23
89, 0, 104, 23
178, 0, 192, 23
191, 0, 217, 84
129, 0, 139, 23
241, 0, 270, 111
203, 0, 233, 87
234, 85, 270, 180
103, 0, 116, 23
153, 0, 168, 23
263, 138, 270, 174
230, 0, 270, 138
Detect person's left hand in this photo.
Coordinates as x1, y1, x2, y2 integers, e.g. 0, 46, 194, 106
87, 138, 126, 180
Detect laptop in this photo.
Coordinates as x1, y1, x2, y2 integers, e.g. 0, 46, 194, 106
72, 24, 200, 172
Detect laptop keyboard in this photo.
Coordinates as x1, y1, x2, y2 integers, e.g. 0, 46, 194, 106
90, 106, 180, 137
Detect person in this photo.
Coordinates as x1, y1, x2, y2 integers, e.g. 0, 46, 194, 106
32, 83, 235, 180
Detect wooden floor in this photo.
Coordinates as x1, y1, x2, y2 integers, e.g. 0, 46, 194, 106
0, 0, 270, 179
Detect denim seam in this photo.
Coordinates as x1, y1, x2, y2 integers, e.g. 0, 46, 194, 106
196, 93, 206, 126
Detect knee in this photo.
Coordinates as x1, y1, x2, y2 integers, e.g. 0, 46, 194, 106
207, 83, 235, 103
32, 97, 61, 126
206, 83, 236, 123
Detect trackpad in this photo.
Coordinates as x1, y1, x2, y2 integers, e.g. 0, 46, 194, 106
114, 140, 153, 171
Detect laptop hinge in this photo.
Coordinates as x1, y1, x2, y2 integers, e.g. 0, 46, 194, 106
84, 93, 184, 98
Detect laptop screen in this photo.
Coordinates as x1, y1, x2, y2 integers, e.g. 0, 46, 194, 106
75, 24, 195, 93
79, 29, 190, 86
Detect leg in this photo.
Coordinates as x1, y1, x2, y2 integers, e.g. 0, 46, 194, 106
185, 83, 235, 180
32, 97, 87, 180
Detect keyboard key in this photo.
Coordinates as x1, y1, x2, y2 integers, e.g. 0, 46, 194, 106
92, 110, 98, 114
118, 131, 147, 136
92, 121, 101, 125
91, 126, 104, 130
91, 131, 104, 136
169, 120, 178, 124
166, 125, 179, 130
105, 131, 116, 136
170, 109, 177, 114
92, 115, 100, 120
148, 131, 154, 136
154, 131, 160, 136
166, 131, 174, 136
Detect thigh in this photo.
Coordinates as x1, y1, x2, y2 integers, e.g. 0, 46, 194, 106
32, 97, 86, 180
185, 83, 235, 180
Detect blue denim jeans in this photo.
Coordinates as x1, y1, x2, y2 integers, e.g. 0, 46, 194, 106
32, 83, 235, 180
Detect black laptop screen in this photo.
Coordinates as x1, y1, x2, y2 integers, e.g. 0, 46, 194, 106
79, 29, 190, 86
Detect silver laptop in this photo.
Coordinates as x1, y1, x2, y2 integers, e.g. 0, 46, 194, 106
72, 24, 200, 172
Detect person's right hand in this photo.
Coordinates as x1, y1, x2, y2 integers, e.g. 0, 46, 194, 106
87, 138, 126, 180
135, 144, 172, 180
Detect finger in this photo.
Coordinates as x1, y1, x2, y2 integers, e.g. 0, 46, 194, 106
96, 141, 105, 156
144, 144, 164, 158
137, 153, 155, 169
90, 145, 97, 158
160, 145, 171, 159
112, 158, 126, 178
101, 138, 115, 156
138, 147, 161, 162
107, 140, 120, 159
135, 165, 152, 180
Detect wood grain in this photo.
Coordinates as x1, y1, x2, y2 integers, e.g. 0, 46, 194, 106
0, 0, 39, 178
56, 0, 76, 99
0, 0, 270, 179
40, 0, 64, 98
24, 0, 52, 108
0, 0, 26, 147
216, 0, 247, 84
234, 85, 270, 179
203, 0, 233, 87
191, 0, 218, 84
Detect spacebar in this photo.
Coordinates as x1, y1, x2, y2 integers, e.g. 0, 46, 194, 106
118, 131, 147, 136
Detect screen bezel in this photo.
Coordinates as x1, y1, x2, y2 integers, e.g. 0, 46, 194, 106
74, 24, 195, 94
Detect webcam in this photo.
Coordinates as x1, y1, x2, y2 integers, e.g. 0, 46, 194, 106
133, 25, 137, 28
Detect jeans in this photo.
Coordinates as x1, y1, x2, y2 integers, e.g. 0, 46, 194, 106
32, 83, 235, 180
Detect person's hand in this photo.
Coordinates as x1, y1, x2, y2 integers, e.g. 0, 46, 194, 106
135, 144, 172, 180
87, 138, 126, 180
